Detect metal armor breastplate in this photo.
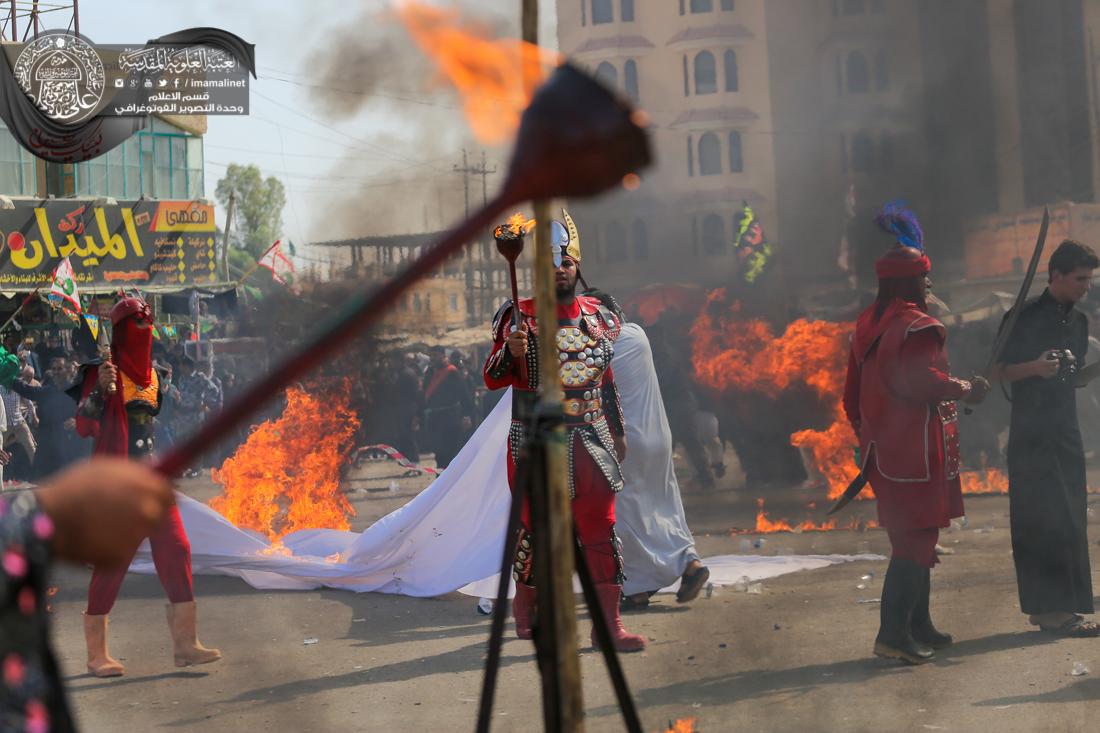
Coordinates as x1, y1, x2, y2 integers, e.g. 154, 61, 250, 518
556, 323, 615, 426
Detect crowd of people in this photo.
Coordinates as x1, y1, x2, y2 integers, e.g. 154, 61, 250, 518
0, 329, 238, 487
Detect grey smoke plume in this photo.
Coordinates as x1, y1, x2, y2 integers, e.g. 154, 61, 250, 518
301, 2, 533, 238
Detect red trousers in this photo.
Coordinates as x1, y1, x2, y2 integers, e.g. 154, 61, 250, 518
86, 503, 194, 615
507, 431, 620, 585
886, 527, 940, 569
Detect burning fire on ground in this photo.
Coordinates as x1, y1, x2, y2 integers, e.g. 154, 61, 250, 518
691, 289, 858, 501
210, 382, 361, 541
731, 498, 878, 535
691, 289, 1009, 529
658, 719, 697, 733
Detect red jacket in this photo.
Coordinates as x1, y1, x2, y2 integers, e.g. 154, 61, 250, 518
843, 299, 971, 529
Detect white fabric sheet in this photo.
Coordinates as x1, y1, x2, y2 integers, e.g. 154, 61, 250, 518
131, 324, 873, 596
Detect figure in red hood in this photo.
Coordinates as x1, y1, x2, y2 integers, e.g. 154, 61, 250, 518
843, 202, 988, 666
70, 295, 221, 677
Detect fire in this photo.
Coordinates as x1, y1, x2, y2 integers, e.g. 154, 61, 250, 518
494, 211, 536, 238
210, 382, 361, 541
691, 289, 858, 499
960, 468, 1009, 494
732, 499, 878, 534
659, 720, 697, 733
396, 2, 561, 144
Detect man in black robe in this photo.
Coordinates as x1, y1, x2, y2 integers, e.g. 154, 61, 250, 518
997, 239, 1100, 636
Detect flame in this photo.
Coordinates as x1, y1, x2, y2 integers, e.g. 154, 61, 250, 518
691, 289, 858, 499
731, 499, 878, 534
210, 383, 361, 541
396, 1, 561, 144
960, 468, 1009, 494
659, 720, 697, 733
495, 211, 536, 238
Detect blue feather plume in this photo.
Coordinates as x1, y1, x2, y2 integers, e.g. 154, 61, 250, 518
875, 200, 924, 251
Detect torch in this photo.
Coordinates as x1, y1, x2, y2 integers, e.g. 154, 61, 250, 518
492, 213, 535, 330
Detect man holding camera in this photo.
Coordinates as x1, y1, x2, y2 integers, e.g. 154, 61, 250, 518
997, 239, 1100, 637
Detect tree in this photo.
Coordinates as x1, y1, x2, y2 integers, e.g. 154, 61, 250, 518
214, 164, 287, 260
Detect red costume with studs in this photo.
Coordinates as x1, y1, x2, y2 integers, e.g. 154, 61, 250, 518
484, 210, 644, 652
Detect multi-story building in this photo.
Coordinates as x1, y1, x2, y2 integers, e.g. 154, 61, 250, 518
0, 114, 205, 200
557, 0, 1100, 298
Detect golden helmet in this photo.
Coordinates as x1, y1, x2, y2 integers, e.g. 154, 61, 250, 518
550, 208, 582, 265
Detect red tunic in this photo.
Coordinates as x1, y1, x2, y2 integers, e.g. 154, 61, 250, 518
843, 299, 971, 531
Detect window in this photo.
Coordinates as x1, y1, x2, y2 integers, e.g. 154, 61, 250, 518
449, 293, 459, 312
702, 213, 726, 255
581, 0, 586, 25
605, 221, 627, 261
680, 0, 685, 15
851, 132, 874, 172
621, 0, 634, 22
721, 0, 734, 9
592, 0, 613, 24
633, 220, 649, 260
687, 135, 694, 176
694, 51, 717, 94
425, 293, 432, 313
698, 132, 721, 175
682, 55, 690, 96
842, 0, 865, 14
595, 61, 618, 89
413, 294, 422, 312
847, 51, 870, 93
624, 60, 639, 102
107, 145, 125, 199
879, 131, 893, 171
874, 50, 889, 91
723, 50, 739, 92
691, 0, 714, 12
728, 131, 743, 172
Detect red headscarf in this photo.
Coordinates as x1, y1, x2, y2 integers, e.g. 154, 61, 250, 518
111, 310, 153, 388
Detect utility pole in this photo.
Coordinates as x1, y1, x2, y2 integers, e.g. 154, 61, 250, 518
454, 148, 497, 322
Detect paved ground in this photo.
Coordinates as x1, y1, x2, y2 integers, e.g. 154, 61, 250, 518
46, 455, 1100, 733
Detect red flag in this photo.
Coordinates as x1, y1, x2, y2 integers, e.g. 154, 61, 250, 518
257, 240, 299, 294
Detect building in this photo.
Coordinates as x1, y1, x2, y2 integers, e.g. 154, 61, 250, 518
308, 232, 535, 332
0, 114, 205, 200
556, 0, 1100, 299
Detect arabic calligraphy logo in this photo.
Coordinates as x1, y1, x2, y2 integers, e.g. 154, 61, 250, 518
14, 32, 105, 124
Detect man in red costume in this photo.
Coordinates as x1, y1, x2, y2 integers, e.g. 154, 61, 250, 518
843, 202, 988, 665
484, 210, 645, 652
70, 295, 221, 677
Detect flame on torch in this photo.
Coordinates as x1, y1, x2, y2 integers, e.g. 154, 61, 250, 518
494, 211, 536, 239
396, 1, 562, 144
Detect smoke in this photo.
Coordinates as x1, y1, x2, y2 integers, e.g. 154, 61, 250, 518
300, 1, 532, 238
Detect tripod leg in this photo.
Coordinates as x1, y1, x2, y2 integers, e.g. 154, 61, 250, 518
574, 540, 644, 733
475, 460, 529, 733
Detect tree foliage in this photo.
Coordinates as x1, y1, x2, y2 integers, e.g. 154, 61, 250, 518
215, 164, 286, 259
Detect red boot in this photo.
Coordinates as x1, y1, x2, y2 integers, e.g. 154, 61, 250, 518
591, 584, 646, 653
513, 583, 536, 640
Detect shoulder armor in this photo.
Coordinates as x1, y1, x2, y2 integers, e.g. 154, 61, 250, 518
490, 299, 514, 339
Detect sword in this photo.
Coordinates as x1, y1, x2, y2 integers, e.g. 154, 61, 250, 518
963, 206, 1049, 414
827, 472, 868, 516
985, 207, 1050, 376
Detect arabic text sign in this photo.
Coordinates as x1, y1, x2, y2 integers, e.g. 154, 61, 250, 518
0, 200, 221, 288
107, 43, 249, 116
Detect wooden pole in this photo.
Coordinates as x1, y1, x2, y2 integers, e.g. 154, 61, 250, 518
522, 1, 586, 731
221, 191, 235, 282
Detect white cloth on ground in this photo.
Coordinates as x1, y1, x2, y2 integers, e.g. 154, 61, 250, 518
131, 324, 872, 596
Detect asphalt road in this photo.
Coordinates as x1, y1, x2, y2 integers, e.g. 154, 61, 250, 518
47, 458, 1100, 733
